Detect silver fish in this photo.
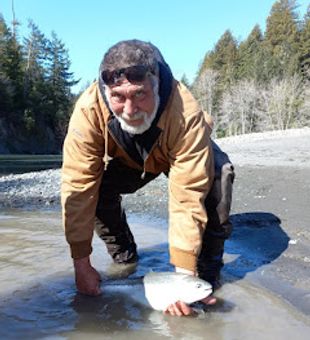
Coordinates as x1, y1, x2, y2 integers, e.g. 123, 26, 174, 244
143, 271, 213, 311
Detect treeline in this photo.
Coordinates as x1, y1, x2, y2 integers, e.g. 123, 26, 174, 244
0, 14, 78, 153
190, 0, 310, 137
1, 1, 309, 154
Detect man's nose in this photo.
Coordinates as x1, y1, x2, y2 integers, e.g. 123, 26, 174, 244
123, 99, 137, 115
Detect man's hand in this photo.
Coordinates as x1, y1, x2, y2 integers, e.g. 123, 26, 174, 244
163, 267, 217, 316
163, 295, 216, 316
74, 256, 102, 296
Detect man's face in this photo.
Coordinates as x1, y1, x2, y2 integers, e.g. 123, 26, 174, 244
105, 77, 159, 134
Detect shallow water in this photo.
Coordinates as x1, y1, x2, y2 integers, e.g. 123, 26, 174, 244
0, 211, 309, 340
0, 155, 62, 175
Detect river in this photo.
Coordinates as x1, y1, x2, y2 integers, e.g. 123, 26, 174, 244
0, 155, 62, 175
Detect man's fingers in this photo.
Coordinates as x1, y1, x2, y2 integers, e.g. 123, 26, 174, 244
95, 271, 102, 282
176, 301, 193, 316
173, 302, 184, 316
75, 263, 102, 296
77, 285, 101, 296
76, 278, 102, 296
171, 304, 179, 316
200, 295, 217, 305
94, 285, 102, 296
164, 301, 193, 316
164, 304, 176, 316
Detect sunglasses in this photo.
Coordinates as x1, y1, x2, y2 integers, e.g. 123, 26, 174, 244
101, 65, 152, 85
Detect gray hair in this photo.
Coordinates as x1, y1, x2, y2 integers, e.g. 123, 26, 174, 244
99, 39, 165, 77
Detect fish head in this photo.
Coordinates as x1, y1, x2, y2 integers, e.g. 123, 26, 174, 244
143, 271, 213, 311
177, 275, 213, 304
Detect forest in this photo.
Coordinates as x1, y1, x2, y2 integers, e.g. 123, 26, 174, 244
0, 0, 309, 153
190, 0, 310, 137
0, 14, 78, 153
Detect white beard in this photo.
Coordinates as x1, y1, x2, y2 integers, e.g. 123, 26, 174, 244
115, 94, 160, 134
105, 79, 160, 135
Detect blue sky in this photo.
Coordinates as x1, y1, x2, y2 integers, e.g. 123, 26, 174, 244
1, 0, 309, 92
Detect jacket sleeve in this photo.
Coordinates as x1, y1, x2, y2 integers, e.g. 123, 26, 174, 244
61, 98, 105, 259
168, 106, 214, 272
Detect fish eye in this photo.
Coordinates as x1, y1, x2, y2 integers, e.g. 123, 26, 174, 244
196, 283, 202, 289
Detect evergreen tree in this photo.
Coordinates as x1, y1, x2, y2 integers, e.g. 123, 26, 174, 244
200, 30, 238, 89
237, 25, 266, 82
0, 14, 24, 118
23, 20, 49, 130
0, 15, 14, 115
299, 5, 310, 79
199, 51, 215, 74
46, 31, 79, 139
197, 30, 238, 136
265, 0, 300, 77
180, 73, 190, 88
0, 13, 78, 152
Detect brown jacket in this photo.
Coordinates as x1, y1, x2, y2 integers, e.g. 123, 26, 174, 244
61, 80, 214, 272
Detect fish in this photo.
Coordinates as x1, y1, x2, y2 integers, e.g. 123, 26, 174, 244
143, 271, 213, 311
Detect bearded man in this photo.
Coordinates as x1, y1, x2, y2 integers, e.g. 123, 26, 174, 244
61, 40, 234, 316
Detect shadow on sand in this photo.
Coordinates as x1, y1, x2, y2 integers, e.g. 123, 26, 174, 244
224, 211, 289, 281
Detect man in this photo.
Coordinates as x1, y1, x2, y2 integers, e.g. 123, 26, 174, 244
61, 40, 234, 316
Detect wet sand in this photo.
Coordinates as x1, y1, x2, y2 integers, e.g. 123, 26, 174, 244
0, 211, 309, 340
228, 165, 310, 313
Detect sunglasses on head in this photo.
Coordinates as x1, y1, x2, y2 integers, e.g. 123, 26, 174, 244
101, 65, 152, 85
